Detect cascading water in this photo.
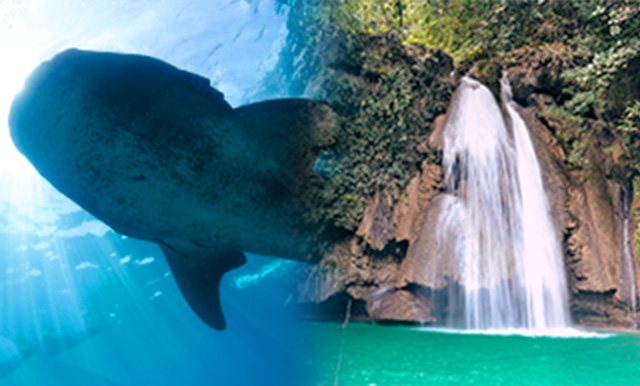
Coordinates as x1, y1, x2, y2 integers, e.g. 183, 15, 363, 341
437, 74, 570, 331
620, 184, 638, 329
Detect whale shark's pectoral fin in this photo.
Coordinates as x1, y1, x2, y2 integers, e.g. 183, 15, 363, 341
159, 240, 247, 330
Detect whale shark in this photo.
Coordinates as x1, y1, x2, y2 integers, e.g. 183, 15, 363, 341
9, 49, 340, 330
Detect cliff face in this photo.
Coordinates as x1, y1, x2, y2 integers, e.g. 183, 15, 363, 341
509, 57, 640, 329
296, 41, 640, 330
520, 100, 640, 329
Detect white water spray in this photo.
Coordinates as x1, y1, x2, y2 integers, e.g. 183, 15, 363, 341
620, 184, 638, 329
438, 75, 570, 330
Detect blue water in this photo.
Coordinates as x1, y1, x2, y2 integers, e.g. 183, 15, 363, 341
0, 1, 304, 385
0, 204, 306, 385
5, 2, 639, 386
306, 322, 640, 386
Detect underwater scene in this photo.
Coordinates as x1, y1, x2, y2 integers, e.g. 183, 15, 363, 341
2, 1, 640, 385
1, 1, 305, 385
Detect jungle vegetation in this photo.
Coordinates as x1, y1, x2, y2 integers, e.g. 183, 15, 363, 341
264, 0, 640, 256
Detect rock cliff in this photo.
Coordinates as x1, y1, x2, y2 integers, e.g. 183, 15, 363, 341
294, 38, 640, 330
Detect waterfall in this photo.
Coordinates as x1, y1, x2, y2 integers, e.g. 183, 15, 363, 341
437, 74, 570, 330
620, 184, 638, 329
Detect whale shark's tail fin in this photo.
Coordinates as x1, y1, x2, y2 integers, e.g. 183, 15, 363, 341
159, 239, 247, 330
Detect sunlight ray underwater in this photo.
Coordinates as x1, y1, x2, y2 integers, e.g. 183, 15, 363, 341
0, 1, 305, 385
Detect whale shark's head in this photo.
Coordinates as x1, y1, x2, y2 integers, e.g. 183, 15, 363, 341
8, 49, 241, 240
10, 49, 231, 175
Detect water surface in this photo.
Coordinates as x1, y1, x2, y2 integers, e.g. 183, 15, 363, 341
306, 322, 640, 386
0, 1, 302, 385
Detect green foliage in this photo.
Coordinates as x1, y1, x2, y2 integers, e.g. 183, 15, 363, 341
539, 104, 589, 170
556, 1, 640, 178
614, 100, 640, 178
619, 101, 640, 135
261, 0, 640, 233
332, 0, 504, 64
327, 0, 589, 65
313, 33, 453, 231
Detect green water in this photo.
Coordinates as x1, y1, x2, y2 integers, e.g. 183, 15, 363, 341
305, 322, 640, 386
